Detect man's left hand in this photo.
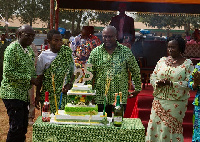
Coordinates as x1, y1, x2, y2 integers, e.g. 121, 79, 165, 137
128, 91, 140, 98
62, 84, 72, 94
30, 77, 41, 86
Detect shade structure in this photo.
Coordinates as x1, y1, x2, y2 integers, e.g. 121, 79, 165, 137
59, 0, 200, 14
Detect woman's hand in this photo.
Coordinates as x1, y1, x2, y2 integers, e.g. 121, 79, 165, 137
156, 79, 171, 87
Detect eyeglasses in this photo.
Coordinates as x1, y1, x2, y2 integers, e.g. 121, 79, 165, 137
102, 35, 115, 39
21, 32, 35, 38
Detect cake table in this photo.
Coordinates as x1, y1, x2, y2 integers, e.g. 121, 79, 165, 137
33, 116, 145, 142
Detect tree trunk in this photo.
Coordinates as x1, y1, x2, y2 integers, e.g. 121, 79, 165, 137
71, 12, 75, 35
30, 18, 32, 27
184, 21, 190, 34
166, 28, 170, 37
5, 7, 9, 35
76, 11, 83, 34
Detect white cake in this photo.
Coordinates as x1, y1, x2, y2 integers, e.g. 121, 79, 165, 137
67, 84, 95, 94
71, 84, 92, 90
50, 110, 111, 126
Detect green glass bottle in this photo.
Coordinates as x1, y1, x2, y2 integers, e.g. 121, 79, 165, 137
114, 95, 123, 127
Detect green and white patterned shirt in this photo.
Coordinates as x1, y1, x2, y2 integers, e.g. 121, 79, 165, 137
87, 42, 141, 104
39, 45, 75, 113
0, 41, 35, 102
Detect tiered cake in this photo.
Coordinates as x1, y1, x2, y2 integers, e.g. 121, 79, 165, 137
51, 85, 109, 125
50, 64, 111, 125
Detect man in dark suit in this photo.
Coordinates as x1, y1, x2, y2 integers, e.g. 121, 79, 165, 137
110, 3, 135, 45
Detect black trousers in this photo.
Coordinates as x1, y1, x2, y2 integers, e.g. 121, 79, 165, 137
3, 99, 29, 142
98, 104, 126, 117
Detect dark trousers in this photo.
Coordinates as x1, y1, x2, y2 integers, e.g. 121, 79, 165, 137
3, 99, 29, 142
98, 104, 126, 117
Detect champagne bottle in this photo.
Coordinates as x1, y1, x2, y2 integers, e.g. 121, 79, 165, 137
114, 95, 123, 127
112, 93, 118, 122
42, 91, 50, 122
119, 92, 124, 116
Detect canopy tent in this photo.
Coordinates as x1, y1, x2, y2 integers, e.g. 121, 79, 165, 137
51, 0, 200, 30
59, 0, 200, 14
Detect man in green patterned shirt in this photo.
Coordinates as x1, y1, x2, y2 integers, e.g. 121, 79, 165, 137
35, 29, 74, 114
87, 26, 141, 117
0, 25, 39, 142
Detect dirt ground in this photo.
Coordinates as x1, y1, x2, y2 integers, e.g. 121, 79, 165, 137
0, 99, 41, 142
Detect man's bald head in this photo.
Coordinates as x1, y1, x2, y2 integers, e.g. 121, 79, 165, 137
102, 26, 117, 49
18, 25, 34, 36
102, 26, 117, 36
17, 24, 35, 48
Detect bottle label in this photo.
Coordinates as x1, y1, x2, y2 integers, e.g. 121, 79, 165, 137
114, 116, 122, 123
112, 112, 114, 119
42, 112, 50, 118
115, 106, 120, 109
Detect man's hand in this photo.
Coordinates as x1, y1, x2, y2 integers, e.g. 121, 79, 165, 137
35, 75, 43, 110
62, 84, 72, 94
30, 77, 41, 86
35, 96, 40, 110
128, 91, 140, 98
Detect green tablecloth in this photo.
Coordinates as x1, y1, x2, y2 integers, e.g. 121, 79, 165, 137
33, 116, 145, 142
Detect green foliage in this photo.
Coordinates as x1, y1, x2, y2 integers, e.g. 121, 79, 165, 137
17, 0, 49, 26
137, 14, 200, 32
59, 10, 95, 35
0, 0, 19, 33
91, 12, 116, 25
0, 0, 19, 19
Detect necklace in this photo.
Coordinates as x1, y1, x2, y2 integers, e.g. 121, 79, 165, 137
166, 56, 177, 66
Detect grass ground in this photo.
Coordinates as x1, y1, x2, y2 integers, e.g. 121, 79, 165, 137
0, 99, 41, 142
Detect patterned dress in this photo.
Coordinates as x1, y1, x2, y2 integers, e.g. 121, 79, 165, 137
40, 46, 74, 113
188, 62, 200, 142
86, 42, 141, 105
70, 34, 101, 67
146, 57, 194, 142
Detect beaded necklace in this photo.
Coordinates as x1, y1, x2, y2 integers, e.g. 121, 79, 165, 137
166, 56, 177, 66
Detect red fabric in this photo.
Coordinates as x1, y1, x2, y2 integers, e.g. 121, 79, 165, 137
130, 96, 138, 118
183, 43, 200, 57
124, 96, 137, 118
45, 45, 48, 50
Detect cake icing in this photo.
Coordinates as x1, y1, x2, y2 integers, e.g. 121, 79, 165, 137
64, 103, 98, 115
68, 84, 95, 94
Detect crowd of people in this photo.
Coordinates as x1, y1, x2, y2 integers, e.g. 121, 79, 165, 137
1, 3, 200, 142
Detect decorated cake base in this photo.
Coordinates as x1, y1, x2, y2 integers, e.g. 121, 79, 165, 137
50, 110, 111, 126
65, 103, 98, 115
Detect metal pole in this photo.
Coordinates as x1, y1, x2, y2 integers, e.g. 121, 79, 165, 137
50, 0, 54, 30
55, 0, 59, 30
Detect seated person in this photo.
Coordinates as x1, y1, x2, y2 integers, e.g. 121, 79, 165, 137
35, 29, 75, 114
